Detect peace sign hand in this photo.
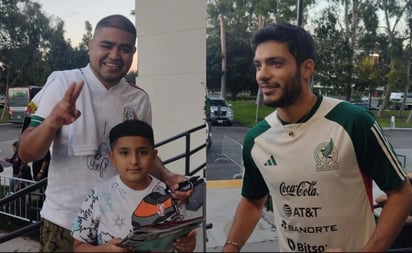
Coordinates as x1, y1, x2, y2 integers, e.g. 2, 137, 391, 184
46, 81, 84, 129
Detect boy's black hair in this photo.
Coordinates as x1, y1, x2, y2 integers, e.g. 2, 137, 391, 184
109, 120, 154, 149
95, 14, 137, 38
250, 22, 317, 66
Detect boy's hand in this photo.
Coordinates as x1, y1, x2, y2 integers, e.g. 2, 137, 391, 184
175, 229, 197, 252
100, 238, 129, 252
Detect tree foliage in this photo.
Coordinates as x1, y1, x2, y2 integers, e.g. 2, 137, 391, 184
375, 0, 412, 118
206, 0, 315, 98
206, 0, 411, 117
0, 0, 89, 95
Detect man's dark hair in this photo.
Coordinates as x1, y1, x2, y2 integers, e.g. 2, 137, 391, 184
95, 14, 137, 38
109, 120, 154, 149
250, 22, 316, 66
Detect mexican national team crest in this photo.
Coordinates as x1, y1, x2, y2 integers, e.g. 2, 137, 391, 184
314, 138, 339, 171
123, 107, 137, 121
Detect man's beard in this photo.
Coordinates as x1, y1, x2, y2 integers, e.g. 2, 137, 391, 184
263, 72, 302, 108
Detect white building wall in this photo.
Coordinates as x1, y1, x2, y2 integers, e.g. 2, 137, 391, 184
135, 0, 207, 177
135, 2, 207, 251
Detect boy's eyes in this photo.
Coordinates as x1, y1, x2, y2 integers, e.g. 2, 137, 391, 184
138, 150, 148, 155
119, 150, 129, 156
118, 150, 148, 156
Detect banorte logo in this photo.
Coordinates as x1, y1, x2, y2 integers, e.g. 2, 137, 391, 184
279, 181, 319, 197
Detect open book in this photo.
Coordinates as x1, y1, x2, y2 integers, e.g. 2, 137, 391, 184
119, 216, 204, 252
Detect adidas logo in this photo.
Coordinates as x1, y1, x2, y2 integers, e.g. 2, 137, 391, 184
264, 155, 277, 166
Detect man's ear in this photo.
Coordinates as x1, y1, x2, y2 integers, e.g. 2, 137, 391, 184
301, 59, 315, 83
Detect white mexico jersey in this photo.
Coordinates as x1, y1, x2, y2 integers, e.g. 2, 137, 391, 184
241, 95, 407, 252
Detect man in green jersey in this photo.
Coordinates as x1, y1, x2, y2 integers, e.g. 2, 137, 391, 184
223, 22, 412, 252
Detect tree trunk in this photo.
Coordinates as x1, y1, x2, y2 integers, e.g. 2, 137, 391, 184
219, 14, 227, 98
1, 69, 10, 120
377, 87, 392, 118
404, 30, 411, 123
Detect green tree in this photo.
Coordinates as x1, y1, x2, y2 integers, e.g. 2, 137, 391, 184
125, 71, 138, 84
314, 8, 352, 97
0, 0, 50, 91
206, 33, 223, 93
376, 0, 411, 118
206, 0, 315, 99
0, 0, 90, 95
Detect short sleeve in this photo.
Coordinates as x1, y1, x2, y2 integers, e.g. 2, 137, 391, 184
72, 189, 100, 244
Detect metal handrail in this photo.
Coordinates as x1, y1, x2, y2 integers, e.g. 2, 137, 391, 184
0, 177, 47, 207
0, 123, 207, 244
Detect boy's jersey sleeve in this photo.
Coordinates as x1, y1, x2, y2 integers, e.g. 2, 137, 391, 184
72, 189, 100, 244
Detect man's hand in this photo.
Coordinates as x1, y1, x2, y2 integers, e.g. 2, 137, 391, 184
164, 173, 195, 204
174, 229, 197, 252
46, 81, 84, 129
35, 172, 44, 181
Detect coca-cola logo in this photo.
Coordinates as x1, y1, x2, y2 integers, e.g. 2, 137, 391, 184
279, 181, 319, 197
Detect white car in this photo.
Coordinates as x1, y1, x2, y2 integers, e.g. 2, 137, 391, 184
390, 92, 412, 110
209, 97, 234, 126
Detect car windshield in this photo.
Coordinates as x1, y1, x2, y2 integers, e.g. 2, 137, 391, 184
210, 99, 227, 107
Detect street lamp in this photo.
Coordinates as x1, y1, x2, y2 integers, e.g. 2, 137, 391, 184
297, 0, 303, 26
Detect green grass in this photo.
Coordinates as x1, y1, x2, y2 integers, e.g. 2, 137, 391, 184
229, 99, 412, 128
0, 107, 9, 124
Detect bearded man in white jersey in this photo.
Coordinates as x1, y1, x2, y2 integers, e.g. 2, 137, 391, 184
223, 22, 412, 252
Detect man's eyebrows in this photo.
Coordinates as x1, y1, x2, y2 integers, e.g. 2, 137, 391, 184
99, 40, 134, 48
254, 56, 279, 62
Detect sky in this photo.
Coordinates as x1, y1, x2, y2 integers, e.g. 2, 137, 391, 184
36, 0, 136, 45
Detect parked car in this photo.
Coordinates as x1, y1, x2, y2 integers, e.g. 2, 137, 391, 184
390, 92, 412, 110
352, 101, 371, 109
208, 96, 234, 126
0, 94, 6, 109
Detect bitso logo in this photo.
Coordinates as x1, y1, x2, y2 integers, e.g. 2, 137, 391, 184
314, 138, 339, 171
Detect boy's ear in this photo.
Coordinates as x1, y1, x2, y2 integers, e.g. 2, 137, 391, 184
108, 150, 114, 161
153, 149, 158, 158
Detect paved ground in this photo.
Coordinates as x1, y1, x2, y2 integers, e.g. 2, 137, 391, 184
0, 233, 39, 252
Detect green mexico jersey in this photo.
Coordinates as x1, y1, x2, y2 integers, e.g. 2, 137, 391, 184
241, 94, 408, 252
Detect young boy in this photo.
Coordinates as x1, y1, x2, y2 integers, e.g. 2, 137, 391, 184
72, 120, 196, 252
